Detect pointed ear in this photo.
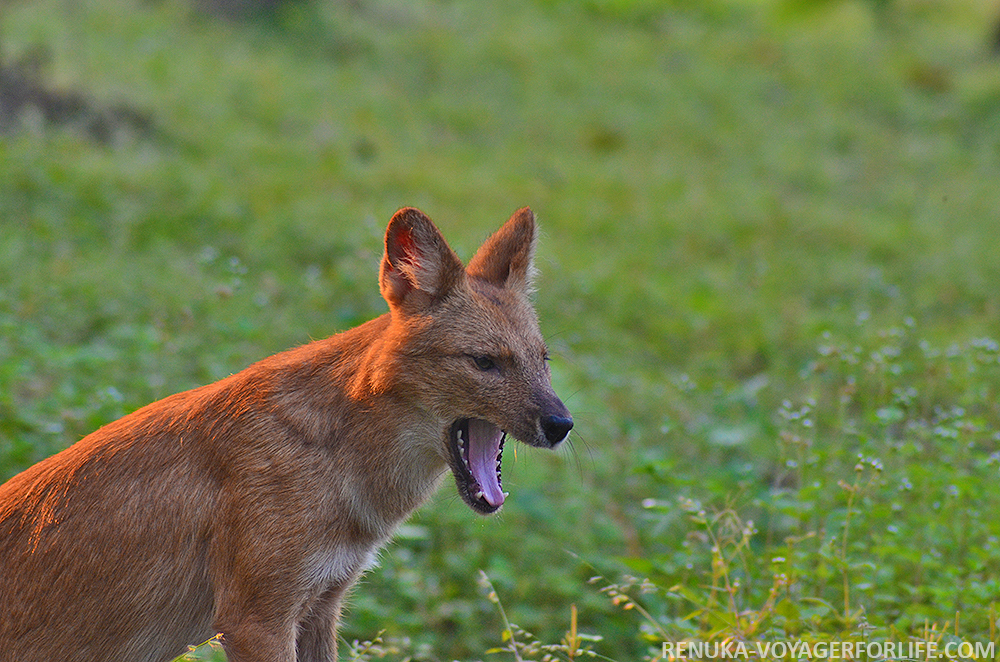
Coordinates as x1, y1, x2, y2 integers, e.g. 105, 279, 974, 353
379, 208, 465, 311
466, 207, 537, 295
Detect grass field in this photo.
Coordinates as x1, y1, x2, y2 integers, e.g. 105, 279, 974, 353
3, 0, 1000, 659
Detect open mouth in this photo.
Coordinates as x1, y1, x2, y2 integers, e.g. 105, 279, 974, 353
448, 418, 507, 514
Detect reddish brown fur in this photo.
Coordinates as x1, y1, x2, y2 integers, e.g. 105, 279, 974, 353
0, 207, 572, 662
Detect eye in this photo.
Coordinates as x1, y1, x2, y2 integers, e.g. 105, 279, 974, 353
472, 355, 497, 371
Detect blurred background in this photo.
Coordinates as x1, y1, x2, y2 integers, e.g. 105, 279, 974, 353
3, 0, 1000, 659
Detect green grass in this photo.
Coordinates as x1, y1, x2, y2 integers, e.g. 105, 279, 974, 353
3, 0, 1000, 659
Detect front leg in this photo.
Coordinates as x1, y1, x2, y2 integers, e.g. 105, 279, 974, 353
212, 579, 342, 661
296, 585, 348, 662
215, 615, 297, 662
210, 550, 303, 662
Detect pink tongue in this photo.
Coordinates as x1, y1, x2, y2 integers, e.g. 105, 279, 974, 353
467, 418, 505, 507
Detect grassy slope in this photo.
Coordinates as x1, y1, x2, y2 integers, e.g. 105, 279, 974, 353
2, 0, 1000, 658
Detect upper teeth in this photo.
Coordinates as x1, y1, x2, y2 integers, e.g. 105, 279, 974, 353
458, 428, 471, 469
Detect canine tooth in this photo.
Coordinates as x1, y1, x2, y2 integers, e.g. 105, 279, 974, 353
502, 491, 509, 498
474, 490, 485, 500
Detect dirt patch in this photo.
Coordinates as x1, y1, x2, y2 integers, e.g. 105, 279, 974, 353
0, 50, 154, 143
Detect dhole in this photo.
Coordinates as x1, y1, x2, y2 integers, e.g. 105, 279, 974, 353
0, 207, 573, 661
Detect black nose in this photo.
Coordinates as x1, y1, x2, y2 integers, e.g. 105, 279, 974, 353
541, 415, 574, 445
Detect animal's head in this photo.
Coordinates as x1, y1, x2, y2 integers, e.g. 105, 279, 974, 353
378, 207, 573, 514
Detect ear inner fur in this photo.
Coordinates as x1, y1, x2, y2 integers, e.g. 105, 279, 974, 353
379, 207, 465, 310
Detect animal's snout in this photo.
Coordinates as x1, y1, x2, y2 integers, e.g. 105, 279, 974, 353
541, 414, 573, 445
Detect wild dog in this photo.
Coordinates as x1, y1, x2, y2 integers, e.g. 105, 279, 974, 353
0, 207, 573, 662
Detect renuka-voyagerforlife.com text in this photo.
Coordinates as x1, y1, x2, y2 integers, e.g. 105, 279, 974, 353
662, 639, 995, 660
